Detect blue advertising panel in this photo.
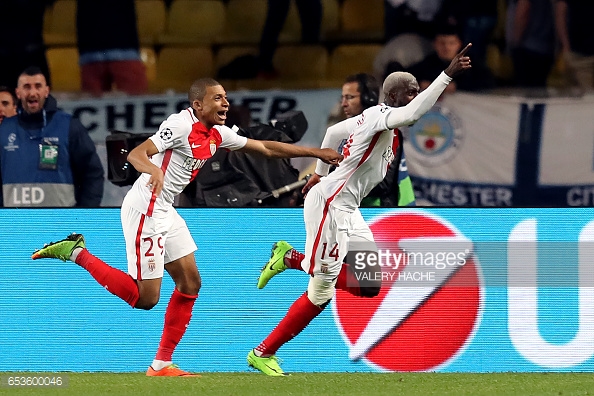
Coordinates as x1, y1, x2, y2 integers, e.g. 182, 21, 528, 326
1, 208, 594, 372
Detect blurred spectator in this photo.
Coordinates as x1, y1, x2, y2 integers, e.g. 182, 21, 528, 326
407, 24, 496, 95
77, 0, 148, 96
435, 0, 499, 70
0, 86, 17, 125
554, 0, 594, 92
373, 33, 434, 82
506, 0, 556, 88
257, 0, 322, 78
0, 0, 54, 91
0, 67, 104, 207
384, 0, 444, 42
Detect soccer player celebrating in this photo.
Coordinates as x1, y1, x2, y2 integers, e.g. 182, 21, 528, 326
31, 78, 342, 377
247, 44, 473, 376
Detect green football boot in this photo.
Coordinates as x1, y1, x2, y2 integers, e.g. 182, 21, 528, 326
247, 350, 287, 376
31, 233, 86, 262
257, 241, 293, 289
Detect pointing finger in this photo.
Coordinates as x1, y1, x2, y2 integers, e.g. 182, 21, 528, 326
458, 43, 472, 57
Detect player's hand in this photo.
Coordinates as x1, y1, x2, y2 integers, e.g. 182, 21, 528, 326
146, 169, 164, 196
318, 148, 343, 165
302, 173, 322, 195
444, 43, 472, 78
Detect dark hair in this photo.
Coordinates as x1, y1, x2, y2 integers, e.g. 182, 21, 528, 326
433, 23, 462, 39
188, 77, 221, 102
345, 73, 379, 109
0, 86, 16, 105
20, 66, 45, 78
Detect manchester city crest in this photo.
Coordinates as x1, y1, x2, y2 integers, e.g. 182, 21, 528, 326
403, 103, 463, 167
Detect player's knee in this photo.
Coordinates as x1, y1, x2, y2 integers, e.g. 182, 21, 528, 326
307, 276, 335, 308
177, 272, 201, 295
359, 285, 381, 298
135, 294, 160, 310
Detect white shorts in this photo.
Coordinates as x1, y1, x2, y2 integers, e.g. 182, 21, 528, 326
302, 186, 375, 282
121, 201, 197, 280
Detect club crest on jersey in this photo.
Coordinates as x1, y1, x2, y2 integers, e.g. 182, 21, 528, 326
159, 128, 174, 141
403, 103, 463, 167
148, 258, 156, 272
382, 146, 395, 164
209, 139, 217, 156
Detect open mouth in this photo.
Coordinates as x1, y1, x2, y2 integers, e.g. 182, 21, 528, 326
217, 110, 227, 120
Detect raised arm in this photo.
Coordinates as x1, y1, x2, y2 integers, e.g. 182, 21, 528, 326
239, 139, 343, 165
386, 43, 472, 129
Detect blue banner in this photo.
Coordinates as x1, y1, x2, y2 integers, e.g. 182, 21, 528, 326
1, 208, 594, 372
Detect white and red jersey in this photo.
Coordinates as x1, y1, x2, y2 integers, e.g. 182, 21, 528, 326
313, 71, 452, 212
314, 104, 398, 212
125, 108, 247, 218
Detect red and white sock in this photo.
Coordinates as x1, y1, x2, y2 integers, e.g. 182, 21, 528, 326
285, 249, 305, 271
154, 289, 197, 363
254, 292, 322, 357
75, 249, 140, 307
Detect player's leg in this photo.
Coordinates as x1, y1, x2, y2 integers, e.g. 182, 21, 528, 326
257, 240, 304, 289
30, 201, 165, 308
147, 209, 200, 377
248, 189, 347, 376
257, 187, 327, 288
337, 209, 381, 298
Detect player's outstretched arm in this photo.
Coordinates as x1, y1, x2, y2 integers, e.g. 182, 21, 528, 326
240, 139, 343, 165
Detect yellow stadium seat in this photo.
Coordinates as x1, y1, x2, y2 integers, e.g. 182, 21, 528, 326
140, 46, 158, 84
44, 0, 77, 46
218, 0, 267, 45
328, 44, 383, 83
152, 46, 214, 93
321, 0, 340, 40
214, 45, 259, 72
486, 44, 513, 82
135, 0, 167, 45
339, 0, 384, 42
158, 0, 225, 45
272, 44, 329, 89
46, 47, 81, 92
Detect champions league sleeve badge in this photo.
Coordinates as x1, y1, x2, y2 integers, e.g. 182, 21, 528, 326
159, 128, 174, 142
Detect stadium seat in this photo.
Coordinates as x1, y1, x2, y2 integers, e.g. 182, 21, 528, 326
158, 0, 225, 45
140, 46, 158, 85
44, 0, 77, 46
486, 44, 513, 83
152, 46, 214, 93
338, 0, 384, 42
273, 44, 329, 88
320, 0, 340, 41
217, 0, 267, 44
328, 44, 383, 84
46, 47, 80, 92
214, 45, 259, 73
135, 0, 167, 45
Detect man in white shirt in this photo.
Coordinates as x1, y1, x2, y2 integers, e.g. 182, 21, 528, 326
31, 78, 342, 377
247, 44, 472, 376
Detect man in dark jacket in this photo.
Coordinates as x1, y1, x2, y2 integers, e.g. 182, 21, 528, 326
0, 66, 104, 207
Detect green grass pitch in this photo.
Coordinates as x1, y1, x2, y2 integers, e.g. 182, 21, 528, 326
2, 372, 594, 395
